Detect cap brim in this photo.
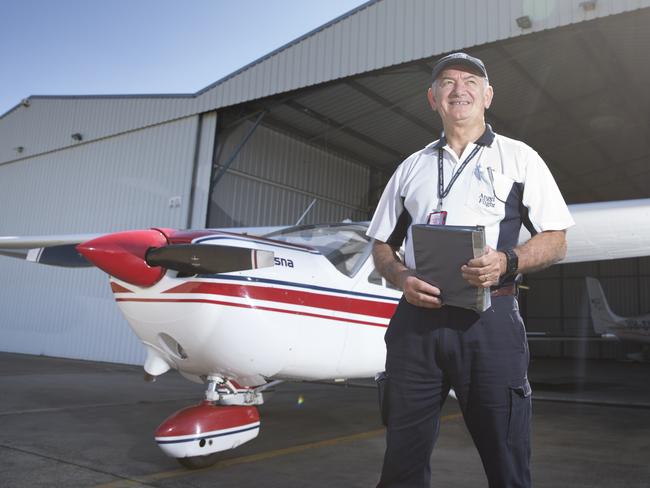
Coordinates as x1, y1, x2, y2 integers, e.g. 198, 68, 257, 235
432, 59, 487, 80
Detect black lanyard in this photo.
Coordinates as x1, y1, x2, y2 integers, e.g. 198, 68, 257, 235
437, 145, 481, 210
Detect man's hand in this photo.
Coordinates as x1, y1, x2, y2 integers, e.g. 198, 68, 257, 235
398, 269, 443, 309
372, 240, 442, 309
461, 246, 505, 288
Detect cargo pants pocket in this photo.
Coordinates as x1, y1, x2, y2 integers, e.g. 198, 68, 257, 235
376, 371, 389, 426
507, 378, 532, 446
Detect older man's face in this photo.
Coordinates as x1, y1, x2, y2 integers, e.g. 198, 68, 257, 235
427, 66, 493, 125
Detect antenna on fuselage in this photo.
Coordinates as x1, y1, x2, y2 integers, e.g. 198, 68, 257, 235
295, 198, 318, 226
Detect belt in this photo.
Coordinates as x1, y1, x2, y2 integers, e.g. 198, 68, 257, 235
490, 284, 517, 297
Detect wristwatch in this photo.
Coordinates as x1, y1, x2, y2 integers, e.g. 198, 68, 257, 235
502, 248, 519, 277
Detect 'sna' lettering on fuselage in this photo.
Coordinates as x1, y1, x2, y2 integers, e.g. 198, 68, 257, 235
274, 257, 294, 268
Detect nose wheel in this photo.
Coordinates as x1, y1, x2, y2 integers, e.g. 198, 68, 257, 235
176, 452, 221, 470
155, 377, 282, 469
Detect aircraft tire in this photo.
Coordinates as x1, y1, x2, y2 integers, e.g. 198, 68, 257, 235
176, 453, 220, 470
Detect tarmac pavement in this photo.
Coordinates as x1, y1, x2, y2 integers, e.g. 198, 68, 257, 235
0, 352, 649, 487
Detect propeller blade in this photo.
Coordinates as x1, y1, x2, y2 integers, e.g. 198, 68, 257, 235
146, 244, 274, 275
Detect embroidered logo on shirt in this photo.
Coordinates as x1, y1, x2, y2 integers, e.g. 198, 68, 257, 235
478, 193, 496, 208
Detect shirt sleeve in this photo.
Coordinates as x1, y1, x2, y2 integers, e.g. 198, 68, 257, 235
366, 164, 411, 245
522, 149, 575, 233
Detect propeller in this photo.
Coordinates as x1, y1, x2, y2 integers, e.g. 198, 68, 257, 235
145, 244, 274, 275
77, 230, 275, 287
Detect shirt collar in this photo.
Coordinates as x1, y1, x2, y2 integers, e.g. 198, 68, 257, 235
431, 123, 495, 150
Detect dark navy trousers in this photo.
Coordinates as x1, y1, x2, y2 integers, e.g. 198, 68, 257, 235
377, 296, 532, 488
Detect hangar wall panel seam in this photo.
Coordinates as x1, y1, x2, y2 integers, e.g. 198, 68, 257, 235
188, 112, 218, 229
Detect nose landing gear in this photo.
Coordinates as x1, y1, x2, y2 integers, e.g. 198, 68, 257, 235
154, 376, 281, 469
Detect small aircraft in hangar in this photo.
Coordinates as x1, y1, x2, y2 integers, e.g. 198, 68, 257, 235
585, 276, 650, 345
0, 198, 649, 468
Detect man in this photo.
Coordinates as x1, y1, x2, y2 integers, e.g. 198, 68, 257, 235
368, 52, 574, 488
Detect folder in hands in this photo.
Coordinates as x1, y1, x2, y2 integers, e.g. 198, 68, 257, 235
411, 224, 491, 312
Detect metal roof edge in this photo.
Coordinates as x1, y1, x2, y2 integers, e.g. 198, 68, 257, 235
0, 102, 23, 120
0, 93, 197, 120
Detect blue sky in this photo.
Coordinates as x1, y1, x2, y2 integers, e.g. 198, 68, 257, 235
0, 0, 369, 115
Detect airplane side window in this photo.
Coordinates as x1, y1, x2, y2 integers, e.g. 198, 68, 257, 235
265, 223, 371, 277
368, 267, 382, 285
368, 267, 400, 290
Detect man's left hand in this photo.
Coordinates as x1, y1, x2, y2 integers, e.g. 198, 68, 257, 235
461, 247, 505, 288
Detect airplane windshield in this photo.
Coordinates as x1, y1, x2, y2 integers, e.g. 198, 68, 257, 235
265, 223, 371, 277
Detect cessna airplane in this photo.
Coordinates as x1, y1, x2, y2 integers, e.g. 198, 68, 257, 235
1, 197, 649, 468
586, 276, 650, 344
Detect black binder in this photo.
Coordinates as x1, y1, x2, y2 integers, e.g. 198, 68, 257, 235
411, 224, 490, 312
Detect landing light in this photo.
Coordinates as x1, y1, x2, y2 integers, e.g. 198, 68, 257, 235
159, 333, 188, 360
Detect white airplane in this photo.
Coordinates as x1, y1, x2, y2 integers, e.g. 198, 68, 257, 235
585, 276, 650, 344
1, 197, 649, 468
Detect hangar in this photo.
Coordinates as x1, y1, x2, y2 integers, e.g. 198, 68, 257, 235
1, 0, 649, 364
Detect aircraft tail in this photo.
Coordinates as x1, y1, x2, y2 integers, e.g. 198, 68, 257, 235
585, 277, 622, 335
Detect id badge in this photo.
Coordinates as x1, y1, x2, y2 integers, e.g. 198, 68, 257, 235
427, 210, 447, 225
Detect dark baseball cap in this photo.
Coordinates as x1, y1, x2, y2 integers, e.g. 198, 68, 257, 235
431, 52, 488, 81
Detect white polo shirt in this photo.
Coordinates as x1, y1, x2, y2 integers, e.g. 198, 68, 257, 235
367, 125, 575, 270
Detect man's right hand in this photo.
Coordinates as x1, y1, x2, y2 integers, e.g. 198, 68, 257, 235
399, 270, 442, 309
372, 240, 442, 309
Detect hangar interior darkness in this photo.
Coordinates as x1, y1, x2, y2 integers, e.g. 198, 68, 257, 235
210, 8, 650, 359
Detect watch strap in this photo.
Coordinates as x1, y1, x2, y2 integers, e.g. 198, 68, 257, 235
503, 248, 518, 277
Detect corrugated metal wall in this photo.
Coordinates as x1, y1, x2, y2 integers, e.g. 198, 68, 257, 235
197, 0, 650, 109
208, 120, 370, 227
525, 256, 650, 359
0, 97, 206, 166
0, 114, 210, 364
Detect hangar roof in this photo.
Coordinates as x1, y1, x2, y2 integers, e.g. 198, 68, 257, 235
2, 0, 649, 204
196, 0, 650, 111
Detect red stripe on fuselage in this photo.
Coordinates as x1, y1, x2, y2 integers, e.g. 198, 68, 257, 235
162, 281, 396, 319
110, 282, 133, 293
115, 297, 390, 328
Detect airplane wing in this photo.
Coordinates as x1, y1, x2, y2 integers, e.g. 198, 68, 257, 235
0, 234, 103, 266
0, 223, 287, 261
2, 198, 650, 270
0, 229, 276, 285
518, 198, 650, 263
